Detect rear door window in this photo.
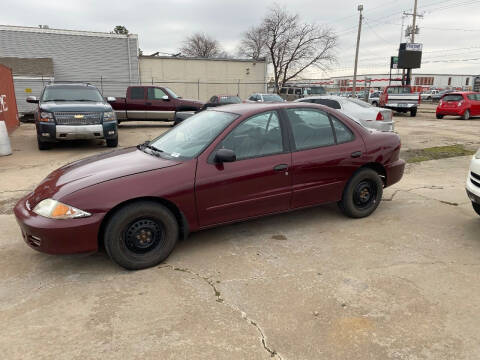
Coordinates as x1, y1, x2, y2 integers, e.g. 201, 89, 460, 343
330, 116, 354, 144
130, 87, 145, 100
286, 108, 335, 150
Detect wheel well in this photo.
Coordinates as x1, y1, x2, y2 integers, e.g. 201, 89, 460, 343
97, 197, 189, 250
360, 163, 386, 185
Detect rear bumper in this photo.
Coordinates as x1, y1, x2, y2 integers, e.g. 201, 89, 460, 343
385, 103, 417, 111
436, 108, 465, 116
385, 159, 406, 187
37, 121, 117, 141
14, 195, 103, 254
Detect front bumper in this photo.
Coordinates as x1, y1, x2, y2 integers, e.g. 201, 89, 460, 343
37, 121, 117, 142
14, 195, 104, 254
466, 157, 480, 203
385, 159, 406, 187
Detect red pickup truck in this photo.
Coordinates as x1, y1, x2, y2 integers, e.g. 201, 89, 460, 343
379, 85, 421, 117
109, 86, 204, 124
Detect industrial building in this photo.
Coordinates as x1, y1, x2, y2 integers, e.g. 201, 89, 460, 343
139, 56, 267, 102
0, 25, 139, 114
301, 73, 477, 93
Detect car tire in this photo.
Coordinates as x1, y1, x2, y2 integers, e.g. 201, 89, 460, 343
104, 201, 179, 270
410, 108, 417, 117
436, 114, 444, 119
106, 137, 118, 147
462, 110, 470, 120
427, 96, 432, 101
338, 168, 383, 218
37, 137, 52, 150
372, 101, 378, 107
472, 202, 480, 216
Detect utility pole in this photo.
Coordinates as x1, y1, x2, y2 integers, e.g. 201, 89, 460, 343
352, 4, 363, 97
406, 0, 420, 85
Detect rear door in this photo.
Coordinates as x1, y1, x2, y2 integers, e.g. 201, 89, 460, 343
126, 86, 147, 119
146, 87, 175, 121
285, 107, 366, 208
195, 110, 292, 227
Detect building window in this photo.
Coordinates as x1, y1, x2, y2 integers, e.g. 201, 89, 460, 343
466, 78, 470, 86
415, 76, 434, 86
448, 77, 452, 86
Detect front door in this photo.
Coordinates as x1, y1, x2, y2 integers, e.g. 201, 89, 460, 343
285, 107, 366, 208
146, 87, 176, 121
195, 110, 292, 227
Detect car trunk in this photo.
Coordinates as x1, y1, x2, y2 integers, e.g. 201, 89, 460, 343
441, 94, 463, 108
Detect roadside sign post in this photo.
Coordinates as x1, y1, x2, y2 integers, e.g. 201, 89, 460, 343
389, 56, 398, 86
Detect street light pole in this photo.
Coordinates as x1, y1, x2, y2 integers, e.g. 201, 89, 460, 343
352, 4, 363, 97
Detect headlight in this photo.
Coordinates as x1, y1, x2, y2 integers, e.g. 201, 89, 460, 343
33, 199, 91, 219
475, 149, 480, 159
39, 112, 54, 122
103, 111, 116, 121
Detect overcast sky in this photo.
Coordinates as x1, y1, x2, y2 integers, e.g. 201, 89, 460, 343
2, 0, 480, 78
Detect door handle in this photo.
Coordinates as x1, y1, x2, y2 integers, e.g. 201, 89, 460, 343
351, 151, 362, 158
273, 164, 288, 171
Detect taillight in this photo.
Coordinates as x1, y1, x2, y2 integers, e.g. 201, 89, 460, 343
418, 93, 421, 105
385, 93, 388, 103
439, 100, 443, 106
376, 112, 384, 121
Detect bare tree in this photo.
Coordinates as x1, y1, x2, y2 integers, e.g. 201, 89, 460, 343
180, 33, 221, 58
239, 5, 337, 91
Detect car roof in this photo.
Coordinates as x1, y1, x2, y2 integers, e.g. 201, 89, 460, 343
210, 102, 336, 116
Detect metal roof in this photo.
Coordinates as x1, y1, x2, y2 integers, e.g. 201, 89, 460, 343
0, 25, 137, 39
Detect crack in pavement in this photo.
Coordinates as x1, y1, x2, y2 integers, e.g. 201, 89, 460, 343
383, 185, 462, 206
158, 264, 283, 359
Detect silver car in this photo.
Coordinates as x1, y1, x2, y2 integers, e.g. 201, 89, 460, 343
295, 95, 394, 132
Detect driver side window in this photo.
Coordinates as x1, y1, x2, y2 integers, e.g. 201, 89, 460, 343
219, 111, 284, 160
147, 87, 167, 100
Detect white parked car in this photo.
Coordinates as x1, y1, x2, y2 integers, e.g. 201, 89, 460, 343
368, 91, 381, 106
295, 95, 394, 132
245, 93, 285, 103
466, 150, 480, 215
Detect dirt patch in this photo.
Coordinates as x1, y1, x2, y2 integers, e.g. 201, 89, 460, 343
402, 144, 475, 163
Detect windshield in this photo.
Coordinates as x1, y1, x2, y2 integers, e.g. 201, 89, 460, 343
347, 98, 372, 108
164, 87, 179, 99
149, 110, 238, 159
263, 94, 284, 102
219, 96, 241, 104
42, 87, 104, 102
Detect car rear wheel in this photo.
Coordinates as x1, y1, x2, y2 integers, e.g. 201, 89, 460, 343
410, 108, 417, 117
436, 114, 444, 119
472, 202, 480, 216
462, 110, 470, 120
104, 201, 179, 270
372, 101, 378, 107
338, 168, 383, 218
37, 137, 52, 150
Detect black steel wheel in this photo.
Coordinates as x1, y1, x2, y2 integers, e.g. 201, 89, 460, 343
338, 168, 383, 218
104, 201, 179, 270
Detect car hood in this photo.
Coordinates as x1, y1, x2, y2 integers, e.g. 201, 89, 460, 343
39, 101, 112, 112
30, 147, 180, 205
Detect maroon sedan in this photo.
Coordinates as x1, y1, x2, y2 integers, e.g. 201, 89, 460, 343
15, 103, 405, 269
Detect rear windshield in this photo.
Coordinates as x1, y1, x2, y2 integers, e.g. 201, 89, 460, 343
442, 94, 463, 102
219, 96, 241, 104
42, 86, 103, 102
387, 87, 412, 94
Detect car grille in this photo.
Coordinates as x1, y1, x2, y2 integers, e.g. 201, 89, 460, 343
54, 112, 102, 125
471, 172, 480, 187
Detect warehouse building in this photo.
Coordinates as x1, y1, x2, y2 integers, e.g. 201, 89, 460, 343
139, 56, 267, 102
0, 25, 139, 114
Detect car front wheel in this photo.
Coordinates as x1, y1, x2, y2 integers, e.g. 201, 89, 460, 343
106, 137, 118, 147
37, 137, 52, 150
472, 202, 480, 216
104, 201, 179, 270
339, 168, 383, 218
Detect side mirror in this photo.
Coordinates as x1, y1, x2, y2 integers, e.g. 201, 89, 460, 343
26, 96, 39, 103
214, 148, 236, 163
106, 96, 116, 103
162, 95, 170, 101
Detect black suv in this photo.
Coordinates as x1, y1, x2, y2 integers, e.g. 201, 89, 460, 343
27, 83, 118, 150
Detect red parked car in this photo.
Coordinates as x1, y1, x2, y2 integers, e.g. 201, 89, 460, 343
14, 103, 405, 270
436, 92, 480, 120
